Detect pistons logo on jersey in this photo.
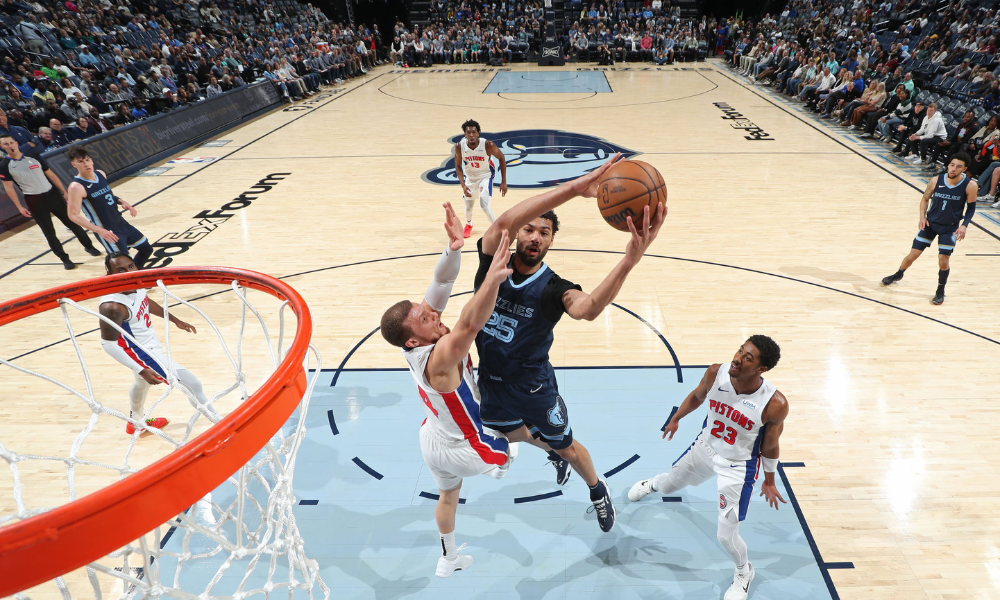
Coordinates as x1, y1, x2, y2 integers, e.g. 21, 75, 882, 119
422, 129, 637, 189
719, 494, 727, 509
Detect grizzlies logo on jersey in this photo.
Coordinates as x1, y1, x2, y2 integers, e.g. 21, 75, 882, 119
423, 129, 638, 188
547, 396, 567, 427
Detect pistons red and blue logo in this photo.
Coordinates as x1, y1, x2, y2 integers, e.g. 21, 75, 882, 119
422, 129, 637, 189
719, 494, 727, 509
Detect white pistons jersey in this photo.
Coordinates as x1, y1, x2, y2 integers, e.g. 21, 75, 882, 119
403, 344, 507, 451
697, 367, 775, 462
460, 138, 493, 181
99, 289, 172, 382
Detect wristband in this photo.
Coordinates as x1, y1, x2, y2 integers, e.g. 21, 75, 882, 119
761, 457, 778, 473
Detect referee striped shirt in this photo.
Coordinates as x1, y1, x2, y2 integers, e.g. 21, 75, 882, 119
0, 154, 54, 196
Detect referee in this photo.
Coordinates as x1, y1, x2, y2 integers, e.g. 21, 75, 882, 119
0, 134, 101, 270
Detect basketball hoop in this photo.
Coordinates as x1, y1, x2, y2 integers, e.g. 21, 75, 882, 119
0, 267, 328, 599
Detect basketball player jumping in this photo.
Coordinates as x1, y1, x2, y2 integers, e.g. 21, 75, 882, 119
475, 153, 665, 533
99, 252, 211, 435
455, 119, 507, 239
380, 203, 534, 577
65, 146, 155, 268
628, 336, 788, 600
881, 152, 977, 305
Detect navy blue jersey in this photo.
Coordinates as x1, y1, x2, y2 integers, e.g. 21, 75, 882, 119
474, 240, 580, 381
927, 173, 971, 225
75, 171, 125, 229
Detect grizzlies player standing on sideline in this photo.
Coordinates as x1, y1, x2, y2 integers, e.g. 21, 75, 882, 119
475, 153, 666, 532
455, 119, 507, 239
628, 336, 789, 600
65, 146, 154, 268
881, 152, 977, 305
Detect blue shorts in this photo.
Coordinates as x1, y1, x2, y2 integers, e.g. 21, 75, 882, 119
478, 367, 574, 450
96, 221, 148, 255
912, 221, 957, 255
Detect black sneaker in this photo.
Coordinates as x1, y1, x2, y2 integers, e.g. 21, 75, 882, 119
590, 479, 616, 532
85, 246, 102, 257
61, 258, 77, 270
881, 272, 903, 286
931, 291, 945, 305
549, 456, 572, 485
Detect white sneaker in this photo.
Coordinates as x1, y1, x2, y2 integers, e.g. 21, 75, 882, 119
992, 200, 1000, 208
492, 441, 519, 479
977, 195, 993, 202
911, 157, 923, 165
723, 563, 755, 600
628, 478, 655, 501
435, 544, 473, 578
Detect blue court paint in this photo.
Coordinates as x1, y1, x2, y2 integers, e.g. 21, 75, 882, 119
299, 499, 319, 505
351, 457, 383, 480
603, 454, 640, 478
158, 367, 837, 599
824, 562, 855, 569
483, 71, 612, 94
419, 491, 467, 504
513, 490, 564, 504
782, 462, 806, 468
327, 409, 339, 435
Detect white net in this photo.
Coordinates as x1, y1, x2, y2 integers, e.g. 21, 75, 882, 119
0, 277, 329, 600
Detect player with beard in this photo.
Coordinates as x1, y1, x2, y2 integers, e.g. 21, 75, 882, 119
473, 154, 666, 532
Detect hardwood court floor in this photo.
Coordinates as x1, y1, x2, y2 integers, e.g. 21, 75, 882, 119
2, 60, 1000, 599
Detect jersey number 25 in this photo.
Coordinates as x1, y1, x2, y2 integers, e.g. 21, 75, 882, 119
482, 311, 517, 343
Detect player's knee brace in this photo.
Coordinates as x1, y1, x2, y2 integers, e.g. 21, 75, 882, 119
717, 507, 748, 566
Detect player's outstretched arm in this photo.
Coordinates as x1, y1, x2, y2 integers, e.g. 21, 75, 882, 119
98, 301, 162, 385
758, 391, 789, 509
562, 202, 666, 321
482, 152, 623, 255
454, 144, 470, 198
423, 202, 464, 313
663, 364, 719, 440
427, 230, 512, 379
147, 297, 197, 333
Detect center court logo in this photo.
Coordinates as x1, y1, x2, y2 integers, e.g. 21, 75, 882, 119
422, 129, 637, 189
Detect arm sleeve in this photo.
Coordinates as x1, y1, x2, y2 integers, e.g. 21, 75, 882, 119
101, 338, 145, 373
963, 200, 976, 227
423, 244, 461, 312
473, 237, 492, 291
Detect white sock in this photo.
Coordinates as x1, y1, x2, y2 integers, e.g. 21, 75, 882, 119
464, 194, 475, 223
440, 531, 457, 558
736, 561, 751, 575
129, 374, 151, 418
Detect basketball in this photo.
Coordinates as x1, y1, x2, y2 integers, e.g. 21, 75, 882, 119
596, 160, 667, 232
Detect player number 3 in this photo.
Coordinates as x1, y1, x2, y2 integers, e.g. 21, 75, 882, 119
710, 420, 738, 445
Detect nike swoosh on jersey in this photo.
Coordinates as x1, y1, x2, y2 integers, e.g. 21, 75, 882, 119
529, 384, 543, 393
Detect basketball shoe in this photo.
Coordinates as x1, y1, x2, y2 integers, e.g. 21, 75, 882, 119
724, 562, 755, 600
126, 417, 169, 435
589, 479, 616, 532
435, 544, 473, 578
547, 451, 572, 485
628, 478, 655, 501
463, 224, 473, 238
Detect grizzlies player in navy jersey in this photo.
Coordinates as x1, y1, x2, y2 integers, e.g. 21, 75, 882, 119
882, 152, 977, 305
474, 153, 666, 532
64, 146, 154, 268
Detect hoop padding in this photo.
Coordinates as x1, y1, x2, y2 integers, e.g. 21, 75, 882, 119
0, 267, 312, 597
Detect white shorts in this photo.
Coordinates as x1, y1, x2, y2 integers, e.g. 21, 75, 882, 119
419, 423, 510, 491
463, 175, 494, 202
670, 437, 760, 521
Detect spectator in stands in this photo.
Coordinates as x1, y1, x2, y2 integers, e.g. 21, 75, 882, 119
159, 67, 178, 94
88, 106, 112, 134
79, 47, 100, 69
798, 66, 834, 103
205, 76, 223, 97
896, 102, 945, 165
0, 108, 41, 156
35, 127, 58, 151
846, 82, 886, 128
159, 89, 179, 110
946, 59, 972, 80
885, 99, 923, 146
861, 85, 906, 138
48, 118, 70, 146
66, 116, 95, 142
390, 37, 405, 65
113, 103, 135, 127
130, 98, 148, 120
60, 95, 89, 122
17, 14, 47, 55
929, 110, 978, 167
9, 75, 34, 100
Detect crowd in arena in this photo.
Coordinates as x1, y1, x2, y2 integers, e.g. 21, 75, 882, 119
0, 0, 387, 156
715, 0, 1000, 205
388, 0, 708, 67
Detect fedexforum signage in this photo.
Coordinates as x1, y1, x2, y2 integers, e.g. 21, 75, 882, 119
713, 102, 775, 141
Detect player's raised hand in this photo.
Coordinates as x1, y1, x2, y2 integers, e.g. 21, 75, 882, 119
662, 415, 678, 440
442, 202, 465, 251
624, 202, 666, 266
573, 152, 622, 198
760, 480, 787, 510
484, 229, 513, 288
173, 318, 197, 334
